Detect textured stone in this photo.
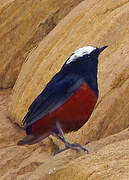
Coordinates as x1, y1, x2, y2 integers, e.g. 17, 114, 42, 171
0, 96, 129, 180
0, 0, 83, 88
47, 138, 129, 180
0, 0, 129, 179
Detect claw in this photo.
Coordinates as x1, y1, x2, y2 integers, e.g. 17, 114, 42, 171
54, 147, 70, 155
69, 143, 89, 153
54, 142, 88, 155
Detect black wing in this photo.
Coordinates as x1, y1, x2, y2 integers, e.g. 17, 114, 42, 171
23, 71, 84, 128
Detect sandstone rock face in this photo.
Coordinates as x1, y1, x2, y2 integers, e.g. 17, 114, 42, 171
0, 96, 129, 179
0, 0, 83, 88
0, 0, 129, 179
9, 0, 129, 141
47, 139, 129, 180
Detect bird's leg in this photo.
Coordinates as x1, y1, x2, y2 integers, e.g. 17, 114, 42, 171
51, 132, 64, 142
51, 131, 78, 151
52, 121, 88, 154
51, 132, 70, 154
51, 130, 78, 154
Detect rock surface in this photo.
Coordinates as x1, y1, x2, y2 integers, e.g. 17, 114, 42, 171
0, 0, 83, 88
0, 0, 129, 179
0, 95, 129, 179
47, 139, 129, 180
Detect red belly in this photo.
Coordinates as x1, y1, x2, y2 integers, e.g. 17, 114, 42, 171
32, 82, 97, 136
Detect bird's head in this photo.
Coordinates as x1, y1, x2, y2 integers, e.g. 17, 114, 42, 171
61, 45, 108, 96
65, 45, 108, 65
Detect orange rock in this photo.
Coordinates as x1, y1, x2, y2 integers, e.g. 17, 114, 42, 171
0, 0, 129, 179
47, 137, 129, 180
0, 0, 83, 88
0, 93, 129, 179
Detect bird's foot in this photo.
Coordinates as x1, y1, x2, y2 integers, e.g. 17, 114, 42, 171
53, 121, 89, 155
67, 143, 89, 153
54, 142, 88, 155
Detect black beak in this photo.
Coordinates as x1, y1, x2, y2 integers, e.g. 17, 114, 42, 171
99, 46, 108, 53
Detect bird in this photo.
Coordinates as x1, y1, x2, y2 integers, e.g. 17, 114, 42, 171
17, 45, 108, 154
